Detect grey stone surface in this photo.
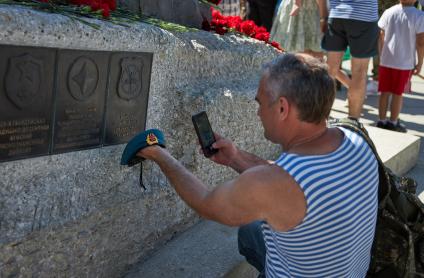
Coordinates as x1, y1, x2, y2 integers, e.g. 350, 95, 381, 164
125, 220, 246, 278
138, 0, 211, 28
0, 4, 280, 277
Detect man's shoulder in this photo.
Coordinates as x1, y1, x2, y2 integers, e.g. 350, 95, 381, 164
238, 164, 294, 189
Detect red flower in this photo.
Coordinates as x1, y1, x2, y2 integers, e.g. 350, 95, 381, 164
270, 41, 283, 51
255, 32, 270, 42
101, 4, 110, 17
211, 8, 224, 20
226, 16, 242, 30
215, 26, 227, 35
208, 0, 222, 4
240, 20, 256, 36
254, 26, 267, 35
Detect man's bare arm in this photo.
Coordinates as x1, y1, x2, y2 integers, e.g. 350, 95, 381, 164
209, 133, 270, 174
137, 146, 305, 229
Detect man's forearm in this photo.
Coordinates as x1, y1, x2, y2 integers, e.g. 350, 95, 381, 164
317, 0, 328, 19
152, 149, 211, 216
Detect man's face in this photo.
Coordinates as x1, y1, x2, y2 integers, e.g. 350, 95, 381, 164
255, 76, 281, 142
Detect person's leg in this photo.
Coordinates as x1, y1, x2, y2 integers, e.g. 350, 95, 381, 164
378, 92, 390, 120
389, 94, 403, 122
336, 68, 351, 88
348, 57, 370, 119
255, 0, 278, 31
326, 51, 344, 80
238, 221, 266, 275
247, 0, 260, 26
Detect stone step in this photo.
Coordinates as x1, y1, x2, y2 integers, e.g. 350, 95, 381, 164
125, 122, 420, 278
124, 220, 257, 278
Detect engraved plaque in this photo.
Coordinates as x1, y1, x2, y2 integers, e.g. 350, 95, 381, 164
104, 52, 153, 145
52, 50, 109, 153
0, 45, 55, 162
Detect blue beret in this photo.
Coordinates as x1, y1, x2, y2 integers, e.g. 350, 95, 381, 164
120, 129, 166, 166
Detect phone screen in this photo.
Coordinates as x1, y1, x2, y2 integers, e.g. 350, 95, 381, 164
196, 114, 215, 147
192, 111, 218, 157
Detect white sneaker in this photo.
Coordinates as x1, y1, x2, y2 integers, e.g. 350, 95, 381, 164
366, 80, 379, 96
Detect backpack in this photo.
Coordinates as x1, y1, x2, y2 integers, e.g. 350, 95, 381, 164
329, 118, 424, 278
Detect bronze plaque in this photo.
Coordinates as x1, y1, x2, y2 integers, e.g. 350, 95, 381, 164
0, 46, 55, 162
52, 50, 108, 153
104, 52, 153, 145
0, 45, 153, 162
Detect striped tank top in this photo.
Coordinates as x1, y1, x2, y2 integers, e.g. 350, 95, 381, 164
329, 0, 378, 22
263, 127, 379, 278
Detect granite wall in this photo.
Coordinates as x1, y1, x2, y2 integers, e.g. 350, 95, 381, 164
0, 5, 280, 277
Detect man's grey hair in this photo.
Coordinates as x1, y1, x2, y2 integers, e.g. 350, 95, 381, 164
262, 53, 335, 124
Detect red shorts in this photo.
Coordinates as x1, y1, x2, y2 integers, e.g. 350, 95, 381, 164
378, 66, 413, 95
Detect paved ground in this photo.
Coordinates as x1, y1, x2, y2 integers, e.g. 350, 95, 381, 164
333, 64, 424, 197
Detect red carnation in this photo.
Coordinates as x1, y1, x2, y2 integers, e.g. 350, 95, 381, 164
255, 32, 270, 42
270, 41, 283, 51
215, 26, 227, 35
101, 4, 110, 17
211, 8, 224, 20
240, 20, 255, 36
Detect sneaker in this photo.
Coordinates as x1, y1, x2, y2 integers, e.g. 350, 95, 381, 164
385, 120, 407, 133
366, 80, 379, 96
376, 120, 387, 129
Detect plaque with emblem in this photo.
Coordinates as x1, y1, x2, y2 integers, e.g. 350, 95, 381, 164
103, 52, 153, 145
0, 45, 56, 162
52, 50, 108, 153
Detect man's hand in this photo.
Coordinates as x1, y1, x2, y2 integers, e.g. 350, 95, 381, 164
206, 133, 239, 167
137, 145, 166, 161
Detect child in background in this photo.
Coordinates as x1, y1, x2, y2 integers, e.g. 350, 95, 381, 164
377, 0, 424, 132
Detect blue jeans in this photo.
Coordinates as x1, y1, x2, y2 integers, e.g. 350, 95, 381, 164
238, 221, 266, 278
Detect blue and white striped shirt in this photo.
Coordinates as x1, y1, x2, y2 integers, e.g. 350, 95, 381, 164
329, 0, 378, 22
263, 127, 379, 278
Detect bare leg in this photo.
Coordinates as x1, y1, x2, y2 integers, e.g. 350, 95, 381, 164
348, 57, 370, 119
389, 94, 403, 122
335, 69, 351, 88
326, 51, 344, 79
378, 92, 390, 120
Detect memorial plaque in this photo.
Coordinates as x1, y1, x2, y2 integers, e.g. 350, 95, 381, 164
0, 45, 56, 162
52, 50, 109, 153
104, 52, 153, 145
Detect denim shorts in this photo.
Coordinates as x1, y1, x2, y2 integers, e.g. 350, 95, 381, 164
321, 18, 379, 58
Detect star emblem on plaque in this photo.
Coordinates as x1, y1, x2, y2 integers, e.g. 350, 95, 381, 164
118, 57, 143, 101
5, 54, 43, 109
67, 56, 99, 101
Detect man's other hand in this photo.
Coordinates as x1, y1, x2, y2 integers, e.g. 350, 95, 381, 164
207, 133, 238, 167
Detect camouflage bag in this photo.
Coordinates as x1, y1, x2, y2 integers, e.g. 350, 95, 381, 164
329, 118, 424, 278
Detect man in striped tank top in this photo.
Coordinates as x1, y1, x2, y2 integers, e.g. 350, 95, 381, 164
136, 54, 379, 277
318, 0, 379, 120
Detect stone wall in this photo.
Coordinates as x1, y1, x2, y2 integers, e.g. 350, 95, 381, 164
0, 5, 280, 277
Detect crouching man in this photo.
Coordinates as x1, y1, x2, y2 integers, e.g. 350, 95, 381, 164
137, 53, 379, 277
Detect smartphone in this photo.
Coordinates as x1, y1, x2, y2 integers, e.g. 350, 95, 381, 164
192, 111, 218, 158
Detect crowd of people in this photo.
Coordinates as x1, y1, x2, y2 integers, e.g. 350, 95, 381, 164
218, 0, 424, 133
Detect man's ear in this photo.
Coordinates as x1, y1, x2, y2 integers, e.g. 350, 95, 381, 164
278, 96, 289, 120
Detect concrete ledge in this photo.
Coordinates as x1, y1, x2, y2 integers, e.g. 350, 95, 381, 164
365, 126, 421, 175
125, 220, 252, 278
